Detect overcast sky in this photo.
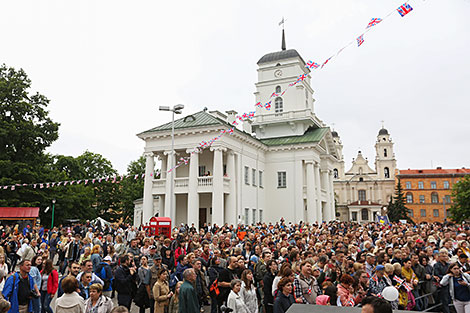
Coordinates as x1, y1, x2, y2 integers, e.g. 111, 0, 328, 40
2, 0, 469, 174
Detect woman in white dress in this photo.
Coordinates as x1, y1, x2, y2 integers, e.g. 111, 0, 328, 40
240, 269, 258, 313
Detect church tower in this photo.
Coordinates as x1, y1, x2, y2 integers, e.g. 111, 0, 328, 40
375, 127, 396, 180
252, 30, 322, 139
332, 130, 345, 180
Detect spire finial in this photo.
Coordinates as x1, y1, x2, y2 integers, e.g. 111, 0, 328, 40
381, 120, 385, 128
279, 17, 286, 50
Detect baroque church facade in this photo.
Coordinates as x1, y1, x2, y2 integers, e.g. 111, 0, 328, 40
332, 128, 397, 223
134, 40, 340, 227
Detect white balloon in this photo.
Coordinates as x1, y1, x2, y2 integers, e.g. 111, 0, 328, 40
381, 286, 399, 301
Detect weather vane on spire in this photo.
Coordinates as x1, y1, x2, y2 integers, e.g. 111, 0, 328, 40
279, 17, 287, 50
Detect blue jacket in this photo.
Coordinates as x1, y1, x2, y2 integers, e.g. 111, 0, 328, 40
2, 272, 35, 313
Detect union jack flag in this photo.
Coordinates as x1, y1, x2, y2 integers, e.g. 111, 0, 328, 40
248, 112, 255, 118
347, 298, 355, 307
296, 74, 308, 82
367, 18, 382, 28
403, 282, 413, 292
242, 113, 248, 119
281, 90, 286, 96
393, 276, 405, 285
288, 82, 297, 87
220, 129, 227, 134
265, 101, 272, 110
232, 120, 238, 126
255, 102, 263, 108
270, 92, 279, 98
305, 60, 320, 69
228, 128, 234, 134
357, 34, 365, 47
321, 57, 332, 68
397, 3, 413, 17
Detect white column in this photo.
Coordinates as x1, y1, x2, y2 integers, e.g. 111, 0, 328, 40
211, 147, 225, 226
159, 155, 167, 179
164, 151, 175, 220
187, 150, 199, 228
226, 151, 236, 226
294, 159, 303, 223
314, 162, 322, 222
306, 161, 317, 223
328, 171, 335, 221
142, 152, 155, 225
158, 195, 165, 217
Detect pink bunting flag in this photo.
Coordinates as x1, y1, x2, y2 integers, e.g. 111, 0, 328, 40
40, 184, 44, 189
84, 179, 88, 185
11, 186, 15, 190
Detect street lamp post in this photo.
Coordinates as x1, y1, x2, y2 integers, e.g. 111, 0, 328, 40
51, 199, 56, 229
159, 104, 184, 224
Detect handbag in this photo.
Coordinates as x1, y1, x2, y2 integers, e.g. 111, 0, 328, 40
133, 283, 150, 308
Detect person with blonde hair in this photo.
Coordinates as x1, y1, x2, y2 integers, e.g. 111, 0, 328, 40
79, 247, 92, 265
168, 281, 183, 313
85, 283, 113, 313
90, 245, 102, 272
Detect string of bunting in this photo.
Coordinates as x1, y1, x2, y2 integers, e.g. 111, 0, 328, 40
1, 2, 418, 187
167, 1, 416, 173
0, 171, 161, 191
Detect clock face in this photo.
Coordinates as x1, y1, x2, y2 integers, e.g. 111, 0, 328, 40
274, 70, 283, 78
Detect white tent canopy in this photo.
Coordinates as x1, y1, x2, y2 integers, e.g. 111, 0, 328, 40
91, 217, 111, 227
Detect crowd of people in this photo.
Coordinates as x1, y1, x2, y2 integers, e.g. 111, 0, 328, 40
0, 219, 469, 313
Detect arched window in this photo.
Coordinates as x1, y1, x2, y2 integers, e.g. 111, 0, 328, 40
361, 208, 369, 221
275, 86, 281, 94
384, 148, 388, 157
406, 192, 413, 203
333, 168, 339, 179
431, 192, 439, 203
275, 97, 283, 113
384, 167, 390, 178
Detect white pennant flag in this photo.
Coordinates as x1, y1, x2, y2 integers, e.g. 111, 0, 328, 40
45, 206, 50, 213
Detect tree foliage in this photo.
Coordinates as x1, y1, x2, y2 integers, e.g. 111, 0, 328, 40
388, 178, 412, 223
0, 64, 145, 226
449, 176, 470, 223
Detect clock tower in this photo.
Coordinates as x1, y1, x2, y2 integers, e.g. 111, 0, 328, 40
252, 32, 322, 139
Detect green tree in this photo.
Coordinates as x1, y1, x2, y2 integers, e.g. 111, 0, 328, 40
0, 64, 59, 209
388, 178, 412, 223
119, 156, 146, 223
449, 176, 470, 223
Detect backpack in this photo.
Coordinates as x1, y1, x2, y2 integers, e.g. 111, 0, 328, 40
169, 272, 180, 290
96, 263, 111, 290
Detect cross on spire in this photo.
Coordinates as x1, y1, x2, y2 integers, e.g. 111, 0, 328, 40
381, 120, 385, 128
279, 17, 286, 50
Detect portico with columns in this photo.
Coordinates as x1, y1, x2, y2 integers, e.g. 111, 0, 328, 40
135, 38, 340, 228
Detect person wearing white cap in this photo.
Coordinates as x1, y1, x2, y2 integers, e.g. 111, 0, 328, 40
94, 256, 114, 297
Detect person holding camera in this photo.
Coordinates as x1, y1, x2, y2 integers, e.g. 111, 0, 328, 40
440, 262, 470, 313
114, 255, 137, 310
2, 259, 36, 313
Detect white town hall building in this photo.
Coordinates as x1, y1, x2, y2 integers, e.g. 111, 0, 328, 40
134, 42, 340, 228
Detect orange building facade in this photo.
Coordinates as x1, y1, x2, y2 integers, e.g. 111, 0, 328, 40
396, 168, 470, 223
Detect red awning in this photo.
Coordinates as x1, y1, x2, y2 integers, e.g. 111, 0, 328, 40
0, 207, 40, 218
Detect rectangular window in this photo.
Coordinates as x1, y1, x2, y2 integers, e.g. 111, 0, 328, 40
405, 182, 411, 189
418, 181, 424, 189
431, 181, 437, 189
444, 195, 451, 204
277, 171, 287, 188
406, 193, 413, 203
244, 166, 249, 185
433, 209, 439, 217
252, 209, 256, 225
358, 190, 366, 201
245, 208, 249, 225
419, 195, 425, 203
259, 209, 263, 222
352, 212, 358, 221
259, 171, 263, 188
409, 210, 414, 217
252, 168, 256, 186
443, 181, 449, 189
223, 164, 227, 176
198, 165, 206, 177
420, 209, 426, 217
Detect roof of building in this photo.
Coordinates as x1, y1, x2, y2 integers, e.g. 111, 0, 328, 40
378, 128, 389, 136
257, 49, 305, 65
398, 168, 470, 175
0, 207, 39, 219
140, 111, 225, 134
260, 127, 328, 146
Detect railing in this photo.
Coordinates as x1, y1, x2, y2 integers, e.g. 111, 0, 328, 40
174, 178, 189, 188
198, 176, 213, 187
153, 179, 165, 187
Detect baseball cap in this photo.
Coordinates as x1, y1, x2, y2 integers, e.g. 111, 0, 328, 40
376, 265, 385, 271
154, 254, 162, 260
103, 256, 112, 262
